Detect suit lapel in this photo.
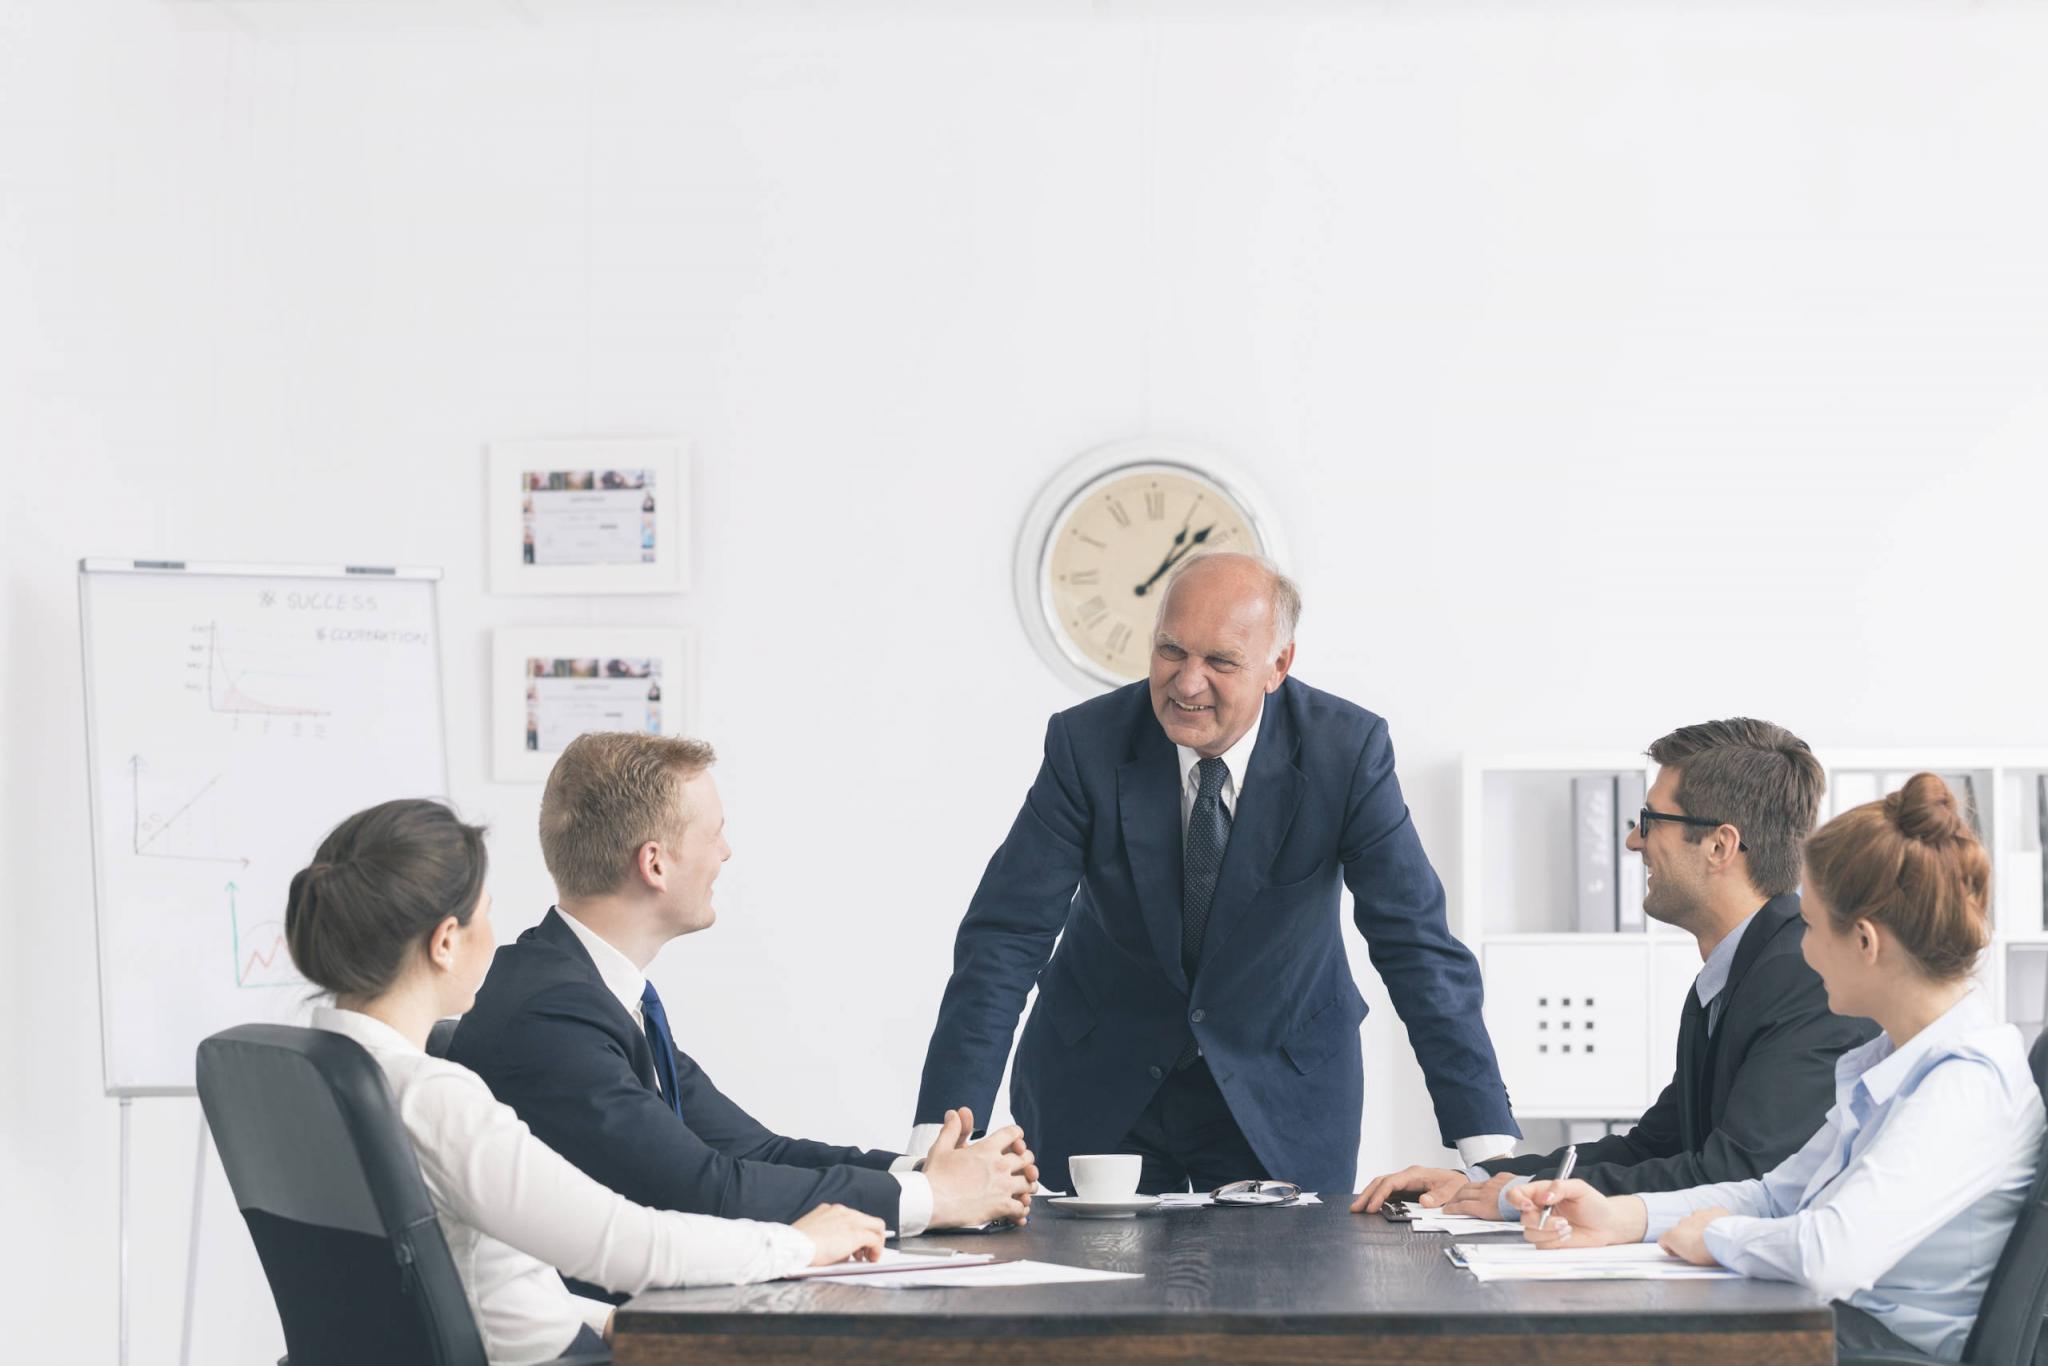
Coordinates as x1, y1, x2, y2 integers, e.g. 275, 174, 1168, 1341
1118, 711, 1189, 992
1676, 985, 1708, 1145
1697, 895, 1796, 1121
1196, 690, 1307, 977
532, 909, 662, 1094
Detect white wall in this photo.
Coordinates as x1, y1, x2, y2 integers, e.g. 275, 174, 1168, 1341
6, 0, 2048, 1359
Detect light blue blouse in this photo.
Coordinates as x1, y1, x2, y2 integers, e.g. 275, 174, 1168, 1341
1638, 990, 2044, 1361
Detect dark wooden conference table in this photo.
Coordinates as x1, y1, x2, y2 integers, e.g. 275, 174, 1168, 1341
613, 1199, 1832, 1364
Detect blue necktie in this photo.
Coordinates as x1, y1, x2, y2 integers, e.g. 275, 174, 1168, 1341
640, 981, 684, 1118
1175, 757, 1233, 1070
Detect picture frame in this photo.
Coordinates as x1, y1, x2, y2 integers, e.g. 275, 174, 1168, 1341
491, 627, 695, 783
488, 438, 690, 595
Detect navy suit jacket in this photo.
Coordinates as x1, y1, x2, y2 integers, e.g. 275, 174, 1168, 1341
914, 676, 1515, 1195
449, 910, 903, 1231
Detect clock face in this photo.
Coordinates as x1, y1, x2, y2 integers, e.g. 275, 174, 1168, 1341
1041, 463, 1265, 684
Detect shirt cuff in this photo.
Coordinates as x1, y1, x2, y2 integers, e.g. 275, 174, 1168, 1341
887, 1151, 921, 1174
1637, 1190, 1690, 1241
765, 1222, 819, 1277
1699, 1215, 1754, 1270
893, 1171, 933, 1237
904, 1123, 944, 1159
1455, 1134, 1517, 1167
1495, 1175, 1533, 1221
569, 1293, 615, 1336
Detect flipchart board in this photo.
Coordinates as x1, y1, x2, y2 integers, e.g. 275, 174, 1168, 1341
78, 560, 449, 1094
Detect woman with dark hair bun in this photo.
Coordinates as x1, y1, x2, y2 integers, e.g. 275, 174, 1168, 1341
288, 799, 883, 1365
1501, 774, 2044, 1361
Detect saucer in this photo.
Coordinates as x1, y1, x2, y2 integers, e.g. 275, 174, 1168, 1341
1049, 1195, 1160, 1219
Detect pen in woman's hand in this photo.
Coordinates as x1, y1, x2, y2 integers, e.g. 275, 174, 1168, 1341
1536, 1144, 1578, 1232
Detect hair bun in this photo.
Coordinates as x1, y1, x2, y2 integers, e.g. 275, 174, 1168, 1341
1889, 772, 1968, 845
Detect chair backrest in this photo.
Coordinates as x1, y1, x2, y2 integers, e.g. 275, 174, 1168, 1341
1961, 1029, 2048, 1365
427, 1016, 460, 1060
197, 1024, 487, 1366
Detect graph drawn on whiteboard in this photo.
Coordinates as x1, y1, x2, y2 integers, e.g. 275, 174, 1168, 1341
227, 879, 299, 989
130, 756, 249, 867
191, 621, 332, 723
81, 561, 448, 1093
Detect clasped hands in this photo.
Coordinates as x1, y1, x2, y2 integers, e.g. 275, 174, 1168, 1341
1352, 1167, 1727, 1267
923, 1105, 1039, 1229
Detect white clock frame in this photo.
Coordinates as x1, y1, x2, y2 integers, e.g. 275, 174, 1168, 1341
1012, 437, 1289, 694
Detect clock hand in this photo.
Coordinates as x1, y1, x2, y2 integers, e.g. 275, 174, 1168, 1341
1130, 508, 1198, 595
1133, 525, 1216, 595
1132, 513, 1198, 596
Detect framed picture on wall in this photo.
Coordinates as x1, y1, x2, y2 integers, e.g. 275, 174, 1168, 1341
488, 438, 689, 595
492, 628, 694, 783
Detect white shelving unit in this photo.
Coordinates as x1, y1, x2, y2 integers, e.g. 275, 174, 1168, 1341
1462, 749, 2048, 1125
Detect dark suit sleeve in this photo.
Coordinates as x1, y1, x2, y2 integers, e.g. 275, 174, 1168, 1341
1482, 1079, 1683, 1178
913, 712, 1091, 1125
1548, 956, 1859, 1197
494, 984, 904, 1225
668, 1047, 897, 1173
1339, 718, 1517, 1143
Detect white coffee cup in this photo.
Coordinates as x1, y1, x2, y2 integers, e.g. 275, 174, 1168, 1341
1068, 1154, 1143, 1202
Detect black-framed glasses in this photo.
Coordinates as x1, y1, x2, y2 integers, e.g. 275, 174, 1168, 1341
1629, 806, 1748, 853
1210, 1179, 1302, 1207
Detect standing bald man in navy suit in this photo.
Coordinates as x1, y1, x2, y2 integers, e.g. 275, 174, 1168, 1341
910, 553, 1518, 1196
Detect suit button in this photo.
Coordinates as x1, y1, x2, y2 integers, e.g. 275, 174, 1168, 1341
1149, 1065, 1164, 1079
1190, 1009, 1206, 1023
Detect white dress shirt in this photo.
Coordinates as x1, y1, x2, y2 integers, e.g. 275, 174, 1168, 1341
555, 909, 934, 1236
312, 1006, 815, 1366
1637, 990, 2044, 1361
910, 705, 1515, 1172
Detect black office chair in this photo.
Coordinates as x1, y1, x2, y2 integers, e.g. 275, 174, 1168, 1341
197, 1024, 609, 1366
1838, 1029, 2048, 1365
427, 1016, 461, 1059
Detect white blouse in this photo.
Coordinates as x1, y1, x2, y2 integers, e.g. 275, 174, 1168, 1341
314, 1006, 815, 1365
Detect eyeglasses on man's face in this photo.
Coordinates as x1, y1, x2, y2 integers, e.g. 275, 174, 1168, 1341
1628, 805, 1749, 853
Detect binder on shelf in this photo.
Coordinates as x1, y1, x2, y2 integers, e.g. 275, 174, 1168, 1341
1574, 775, 1619, 933
1616, 771, 1646, 931
2038, 775, 2047, 935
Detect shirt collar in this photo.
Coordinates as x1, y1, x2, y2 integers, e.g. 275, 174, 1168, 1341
1175, 703, 1265, 805
1850, 988, 1998, 1106
1693, 905, 1761, 1012
556, 905, 649, 1019
313, 1004, 423, 1056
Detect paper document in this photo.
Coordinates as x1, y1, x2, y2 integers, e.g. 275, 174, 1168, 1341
1405, 1213, 1522, 1234
782, 1248, 993, 1280
837, 1259, 1143, 1289
1447, 1242, 1741, 1281
1154, 1192, 1323, 1208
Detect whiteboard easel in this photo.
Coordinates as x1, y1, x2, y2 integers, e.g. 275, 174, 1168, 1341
78, 559, 449, 1366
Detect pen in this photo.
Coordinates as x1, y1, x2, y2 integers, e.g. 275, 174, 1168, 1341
1536, 1144, 1578, 1232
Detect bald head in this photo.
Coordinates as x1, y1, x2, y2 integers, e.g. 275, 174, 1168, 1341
1155, 552, 1301, 652
1148, 552, 1300, 757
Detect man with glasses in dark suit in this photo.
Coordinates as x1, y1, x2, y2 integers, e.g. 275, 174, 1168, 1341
1355, 718, 1879, 1219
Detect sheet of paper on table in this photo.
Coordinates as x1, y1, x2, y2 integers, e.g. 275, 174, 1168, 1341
782, 1248, 994, 1280
1154, 1192, 1324, 1208
1447, 1242, 1742, 1281
835, 1260, 1144, 1289
1404, 1212, 1523, 1234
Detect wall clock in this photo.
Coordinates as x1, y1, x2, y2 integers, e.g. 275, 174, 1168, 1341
1014, 439, 1286, 692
